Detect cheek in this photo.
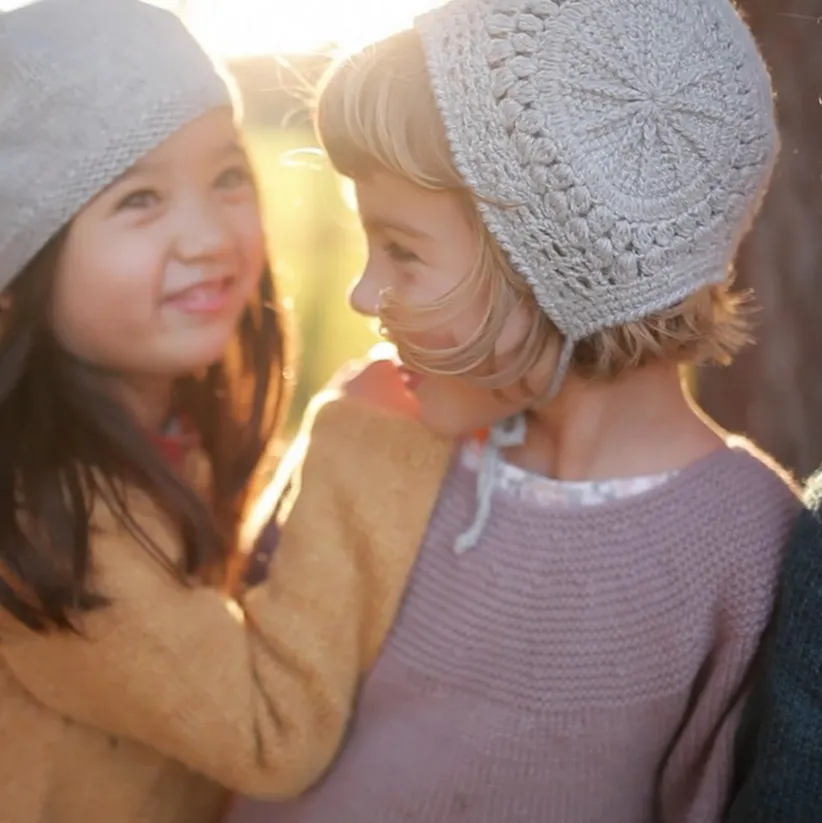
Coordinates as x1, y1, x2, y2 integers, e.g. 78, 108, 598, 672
407, 292, 483, 352
233, 200, 265, 253
494, 302, 532, 357
57, 225, 163, 301
232, 206, 267, 288
51, 230, 162, 356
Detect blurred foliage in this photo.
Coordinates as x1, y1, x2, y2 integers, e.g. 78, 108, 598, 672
245, 127, 376, 432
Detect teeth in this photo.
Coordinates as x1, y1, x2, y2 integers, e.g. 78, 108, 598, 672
185, 281, 222, 298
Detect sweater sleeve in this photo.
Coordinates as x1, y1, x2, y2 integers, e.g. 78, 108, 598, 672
725, 499, 822, 823
0, 393, 452, 799
658, 481, 797, 823
657, 632, 763, 823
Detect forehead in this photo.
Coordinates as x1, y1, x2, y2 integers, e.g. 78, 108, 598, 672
78, 108, 246, 217
354, 172, 468, 237
129, 108, 242, 172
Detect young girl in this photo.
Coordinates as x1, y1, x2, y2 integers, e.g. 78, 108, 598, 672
724, 494, 822, 819
0, 2, 451, 822
228, 0, 799, 821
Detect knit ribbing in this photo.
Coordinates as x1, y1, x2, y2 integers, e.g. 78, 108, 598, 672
229, 441, 797, 823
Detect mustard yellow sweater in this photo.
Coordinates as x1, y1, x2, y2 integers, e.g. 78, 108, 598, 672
0, 393, 452, 823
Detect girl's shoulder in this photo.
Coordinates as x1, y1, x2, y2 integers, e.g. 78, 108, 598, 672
724, 434, 799, 496
243, 391, 454, 550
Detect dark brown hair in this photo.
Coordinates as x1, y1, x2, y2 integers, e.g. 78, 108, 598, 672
0, 226, 287, 631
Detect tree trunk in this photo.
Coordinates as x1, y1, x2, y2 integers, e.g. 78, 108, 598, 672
696, 2, 822, 479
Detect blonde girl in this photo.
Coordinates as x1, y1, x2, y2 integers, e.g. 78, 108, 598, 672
228, 1, 798, 821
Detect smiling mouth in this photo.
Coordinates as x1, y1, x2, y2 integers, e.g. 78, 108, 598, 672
165, 276, 235, 315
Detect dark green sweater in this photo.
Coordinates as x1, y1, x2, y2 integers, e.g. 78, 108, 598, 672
727, 474, 822, 822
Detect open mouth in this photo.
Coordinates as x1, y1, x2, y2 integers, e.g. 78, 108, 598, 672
165, 276, 234, 315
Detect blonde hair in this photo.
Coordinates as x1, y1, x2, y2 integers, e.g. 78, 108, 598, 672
315, 29, 750, 394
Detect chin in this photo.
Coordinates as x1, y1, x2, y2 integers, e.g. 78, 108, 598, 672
166, 328, 237, 373
416, 405, 473, 439
413, 375, 511, 440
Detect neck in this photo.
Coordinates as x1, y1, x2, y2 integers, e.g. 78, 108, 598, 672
114, 374, 176, 432
505, 364, 722, 480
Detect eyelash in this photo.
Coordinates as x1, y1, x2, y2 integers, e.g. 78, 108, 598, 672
215, 164, 252, 190
116, 189, 158, 211
114, 165, 253, 212
384, 242, 420, 263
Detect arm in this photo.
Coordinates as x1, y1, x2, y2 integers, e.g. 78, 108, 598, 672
725, 505, 822, 823
0, 393, 452, 799
657, 486, 798, 823
239, 357, 418, 591
657, 632, 763, 823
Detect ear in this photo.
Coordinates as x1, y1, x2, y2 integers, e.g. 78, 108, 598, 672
0, 292, 10, 312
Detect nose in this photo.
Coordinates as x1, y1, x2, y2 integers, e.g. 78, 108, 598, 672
348, 263, 383, 318
173, 195, 234, 262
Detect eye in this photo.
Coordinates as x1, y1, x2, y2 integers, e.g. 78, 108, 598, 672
215, 164, 253, 190
385, 242, 420, 264
116, 189, 160, 211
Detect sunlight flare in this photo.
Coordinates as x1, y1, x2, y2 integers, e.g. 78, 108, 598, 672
182, 0, 444, 57
0, 0, 446, 56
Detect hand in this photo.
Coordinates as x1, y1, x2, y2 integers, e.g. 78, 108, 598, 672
328, 357, 421, 419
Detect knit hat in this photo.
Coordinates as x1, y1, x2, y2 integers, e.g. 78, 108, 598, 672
415, 0, 777, 392
0, 0, 236, 292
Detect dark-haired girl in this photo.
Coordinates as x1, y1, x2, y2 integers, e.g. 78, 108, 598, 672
0, 3, 449, 822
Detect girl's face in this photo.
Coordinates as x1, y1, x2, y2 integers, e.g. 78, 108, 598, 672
351, 170, 540, 437
51, 108, 265, 410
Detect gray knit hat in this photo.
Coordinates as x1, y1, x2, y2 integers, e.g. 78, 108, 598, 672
415, 0, 777, 388
0, 0, 236, 291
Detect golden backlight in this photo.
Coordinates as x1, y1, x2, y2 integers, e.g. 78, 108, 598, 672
1, 0, 445, 55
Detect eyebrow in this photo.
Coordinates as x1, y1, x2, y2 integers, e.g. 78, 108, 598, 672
213, 140, 247, 161
360, 216, 432, 240
113, 140, 247, 184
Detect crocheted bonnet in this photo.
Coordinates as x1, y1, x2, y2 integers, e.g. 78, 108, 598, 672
412, 0, 778, 552
415, 0, 777, 392
0, 0, 236, 292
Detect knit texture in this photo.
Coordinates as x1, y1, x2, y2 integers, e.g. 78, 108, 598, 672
0, 395, 452, 823
726, 475, 822, 823
414, 0, 777, 347
0, 0, 234, 290
229, 441, 797, 823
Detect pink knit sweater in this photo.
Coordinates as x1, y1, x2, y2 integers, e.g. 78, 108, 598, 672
228, 441, 797, 823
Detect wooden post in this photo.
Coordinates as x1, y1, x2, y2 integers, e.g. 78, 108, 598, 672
696, 2, 822, 479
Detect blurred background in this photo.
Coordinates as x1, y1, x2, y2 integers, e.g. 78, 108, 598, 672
168, 0, 454, 430
2, 0, 820, 476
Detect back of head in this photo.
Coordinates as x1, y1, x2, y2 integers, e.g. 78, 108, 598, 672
415, 0, 777, 345
318, 0, 776, 390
